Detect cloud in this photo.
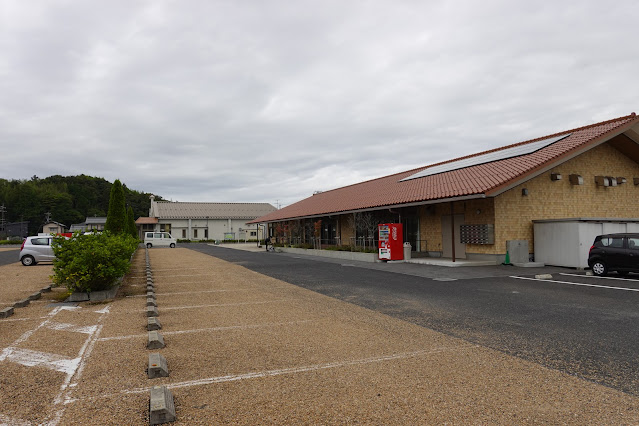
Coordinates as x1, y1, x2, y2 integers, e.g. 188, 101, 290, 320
1, 0, 638, 208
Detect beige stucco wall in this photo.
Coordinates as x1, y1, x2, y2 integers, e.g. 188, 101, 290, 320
493, 142, 639, 254
419, 199, 495, 254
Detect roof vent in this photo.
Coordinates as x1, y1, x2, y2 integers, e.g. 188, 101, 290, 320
569, 174, 583, 185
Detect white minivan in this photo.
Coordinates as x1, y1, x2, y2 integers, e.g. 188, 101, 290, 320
144, 232, 177, 248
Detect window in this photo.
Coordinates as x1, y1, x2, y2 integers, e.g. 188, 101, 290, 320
193, 229, 198, 238
154, 233, 162, 238
31, 238, 49, 245
601, 237, 624, 248
204, 229, 208, 239
182, 229, 186, 238
628, 238, 639, 250
250, 231, 256, 237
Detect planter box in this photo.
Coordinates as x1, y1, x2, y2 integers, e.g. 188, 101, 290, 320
68, 285, 120, 302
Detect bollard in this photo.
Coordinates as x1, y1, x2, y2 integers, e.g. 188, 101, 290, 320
148, 353, 169, 378
149, 386, 176, 425
148, 317, 162, 331
147, 331, 165, 349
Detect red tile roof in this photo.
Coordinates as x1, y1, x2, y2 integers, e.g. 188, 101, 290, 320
253, 113, 639, 223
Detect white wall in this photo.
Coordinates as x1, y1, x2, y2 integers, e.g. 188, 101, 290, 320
534, 220, 639, 268
155, 218, 259, 240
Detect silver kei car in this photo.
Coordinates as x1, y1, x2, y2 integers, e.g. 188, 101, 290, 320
18, 236, 56, 266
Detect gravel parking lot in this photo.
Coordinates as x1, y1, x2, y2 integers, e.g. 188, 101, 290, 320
1, 247, 638, 424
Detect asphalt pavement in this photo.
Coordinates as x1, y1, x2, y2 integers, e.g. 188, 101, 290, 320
188, 244, 639, 397
0, 247, 19, 266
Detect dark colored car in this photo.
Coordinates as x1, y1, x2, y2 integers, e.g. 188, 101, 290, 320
587, 233, 639, 276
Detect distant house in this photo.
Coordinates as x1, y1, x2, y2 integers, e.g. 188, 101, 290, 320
136, 196, 277, 241
69, 217, 107, 232
41, 221, 67, 235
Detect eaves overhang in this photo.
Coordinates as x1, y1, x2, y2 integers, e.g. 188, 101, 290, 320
485, 118, 639, 197
249, 193, 487, 224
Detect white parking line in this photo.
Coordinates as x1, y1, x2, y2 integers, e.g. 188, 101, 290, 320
126, 286, 293, 298
1, 347, 80, 374
47, 306, 110, 425
162, 299, 292, 310
46, 322, 98, 334
560, 272, 639, 282
98, 319, 313, 341
125, 288, 253, 297
0, 413, 31, 426
0, 306, 77, 361
150, 274, 219, 278
511, 276, 639, 292
133, 347, 455, 393
66, 347, 455, 403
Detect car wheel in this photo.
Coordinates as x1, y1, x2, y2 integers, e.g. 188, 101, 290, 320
146, 243, 152, 249
170, 243, 175, 248
591, 261, 607, 276
21, 255, 36, 266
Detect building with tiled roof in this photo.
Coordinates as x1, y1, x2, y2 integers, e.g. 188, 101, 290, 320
142, 196, 277, 241
70, 216, 107, 232
252, 112, 639, 264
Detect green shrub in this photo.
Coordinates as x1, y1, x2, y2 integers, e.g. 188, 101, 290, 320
51, 231, 138, 293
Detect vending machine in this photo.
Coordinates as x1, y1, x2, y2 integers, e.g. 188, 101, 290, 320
378, 223, 404, 261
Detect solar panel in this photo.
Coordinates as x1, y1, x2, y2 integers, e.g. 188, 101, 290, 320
400, 133, 571, 182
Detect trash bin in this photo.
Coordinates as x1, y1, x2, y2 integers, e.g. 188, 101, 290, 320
403, 242, 411, 260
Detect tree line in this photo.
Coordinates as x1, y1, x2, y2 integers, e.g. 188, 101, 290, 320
0, 175, 162, 235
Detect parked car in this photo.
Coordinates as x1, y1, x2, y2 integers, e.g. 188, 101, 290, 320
144, 232, 177, 248
19, 236, 55, 266
587, 233, 639, 276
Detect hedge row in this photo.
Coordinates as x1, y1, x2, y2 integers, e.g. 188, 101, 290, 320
51, 232, 138, 293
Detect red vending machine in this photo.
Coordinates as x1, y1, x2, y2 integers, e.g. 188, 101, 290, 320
378, 223, 403, 261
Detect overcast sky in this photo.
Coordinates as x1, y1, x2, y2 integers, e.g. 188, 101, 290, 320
2, 1, 638, 208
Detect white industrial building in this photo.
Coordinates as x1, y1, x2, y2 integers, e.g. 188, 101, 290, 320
136, 195, 277, 241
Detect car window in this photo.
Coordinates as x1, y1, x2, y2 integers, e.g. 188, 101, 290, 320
610, 237, 624, 248
600, 237, 624, 248
154, 233, 162, 238
146, 232, 153, 238
162, 233, 170, 239
31, 238, 49, 246
628, 238, 639, 250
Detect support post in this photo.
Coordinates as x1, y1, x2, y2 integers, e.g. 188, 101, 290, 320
450, 202, 456, 263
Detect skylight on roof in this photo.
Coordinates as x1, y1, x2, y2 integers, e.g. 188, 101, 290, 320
400, 133, 571, 182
